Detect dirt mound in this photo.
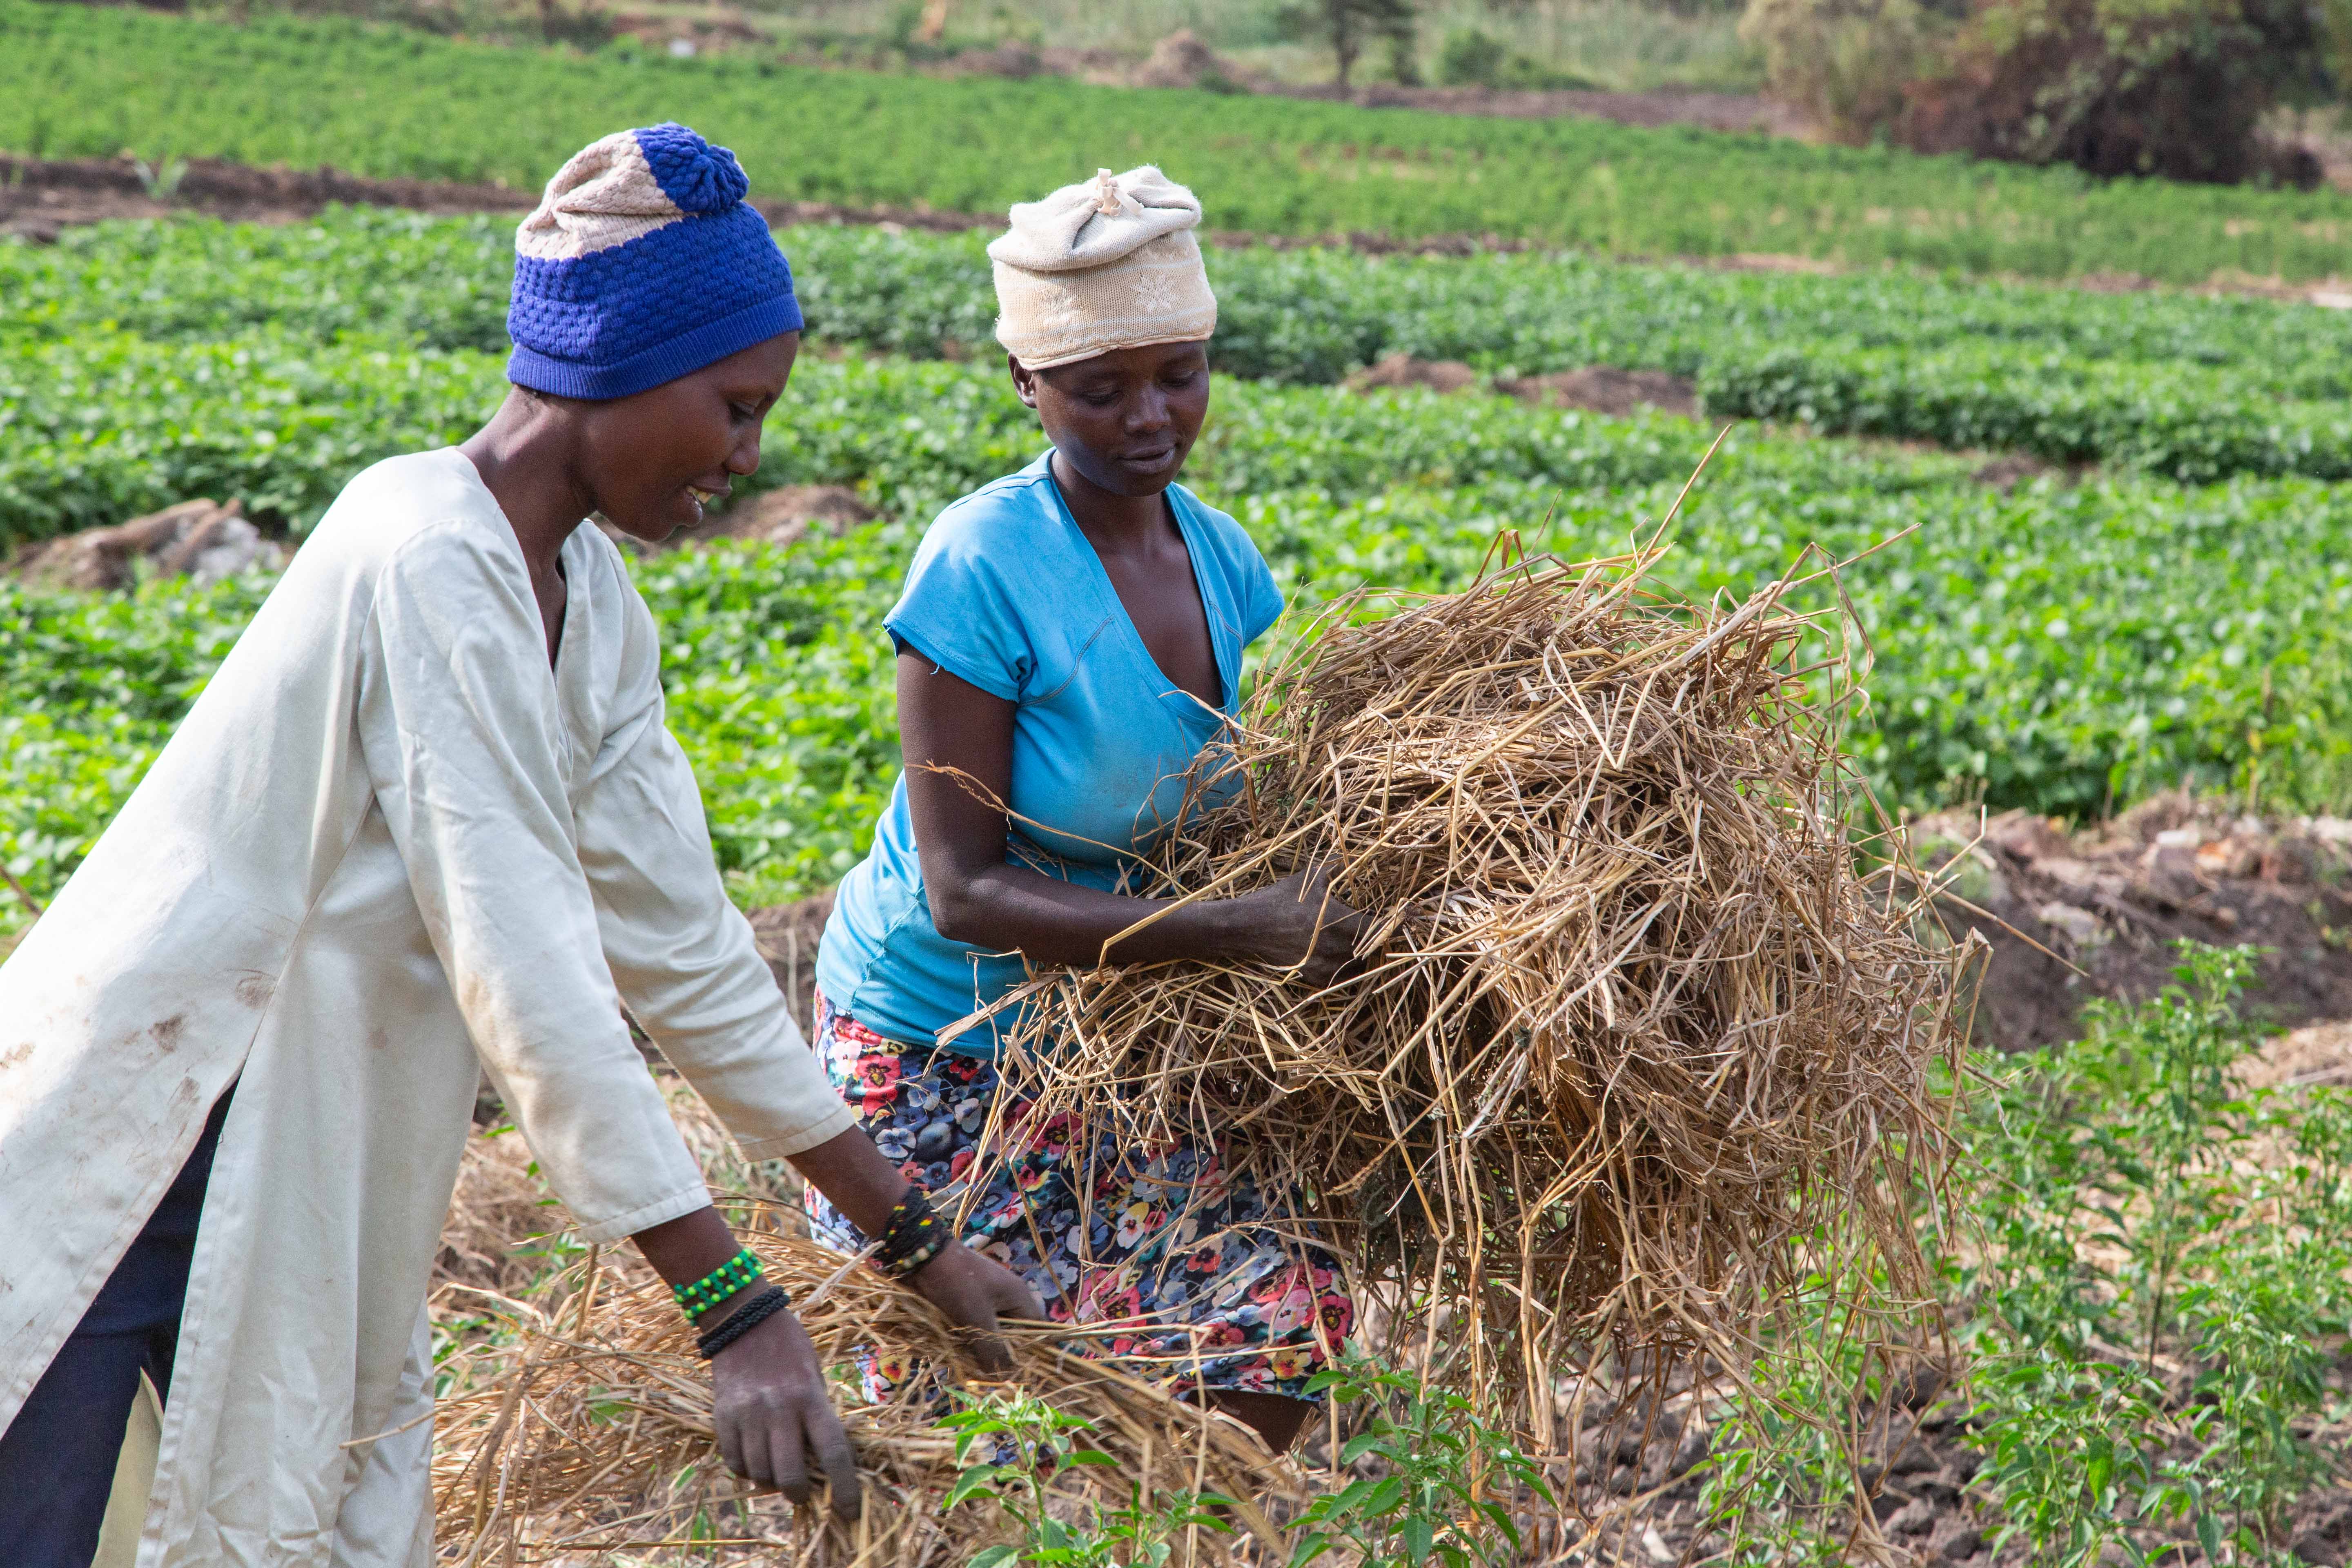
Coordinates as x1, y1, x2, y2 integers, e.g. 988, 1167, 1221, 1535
1498, 365, 1699, 417
8, 499, 281, 591
1343, 352, 1483, 394
1342, 356, 1703, 418
593, 484, 876, 559
1131, 29, 1243, 90
698, 484, 876, 549
1913, 796, 2352, 1052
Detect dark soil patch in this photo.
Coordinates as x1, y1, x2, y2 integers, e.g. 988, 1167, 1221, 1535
0, 150, 998, 243
1913, 795, 2352, 1053
1498, 365, 1700, 419
10, 149, 2349, 306
748, 890, 833, 1033
1345, 354, 1701, 417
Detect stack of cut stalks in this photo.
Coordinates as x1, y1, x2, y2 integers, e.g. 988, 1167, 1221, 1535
971, 537, 1960, 1443
430, 534, 1963, 1558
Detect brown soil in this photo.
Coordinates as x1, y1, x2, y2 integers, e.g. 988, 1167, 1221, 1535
592, 483, 878, 563
1344, 352, 1485, 395
0, 153, 533, 242
0, 150, 1000, 244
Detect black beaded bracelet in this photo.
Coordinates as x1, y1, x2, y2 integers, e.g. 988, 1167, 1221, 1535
695, 1285, 791, 1360
873, 1186, 948, 1279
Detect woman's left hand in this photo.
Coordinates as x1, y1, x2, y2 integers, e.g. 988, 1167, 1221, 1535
1217, 869, 1370, 989
908, 1238, 1048, 1375
710, 1302, 862, 1521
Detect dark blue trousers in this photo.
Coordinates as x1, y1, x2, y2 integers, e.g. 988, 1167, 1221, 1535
0, 1092, 230, 1567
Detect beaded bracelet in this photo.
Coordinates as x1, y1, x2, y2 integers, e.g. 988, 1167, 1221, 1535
873, 1187, 949, 1279
673, 1247, 763, 1323
695, 1285, 791, 1360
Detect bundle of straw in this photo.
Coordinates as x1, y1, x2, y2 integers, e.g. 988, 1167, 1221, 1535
431, 1219, 1285, 1564
965, 538, 1962, 1443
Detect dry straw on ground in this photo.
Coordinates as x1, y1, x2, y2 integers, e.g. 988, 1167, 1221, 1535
962, 530, 1964, 1450
430, 1218, 1283, 1564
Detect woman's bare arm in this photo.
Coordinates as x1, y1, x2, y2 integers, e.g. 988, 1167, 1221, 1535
897, 652, 1359, 981
630, 1125, 1043, 1515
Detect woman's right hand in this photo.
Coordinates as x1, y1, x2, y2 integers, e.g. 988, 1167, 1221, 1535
1219, 870, 1367, 989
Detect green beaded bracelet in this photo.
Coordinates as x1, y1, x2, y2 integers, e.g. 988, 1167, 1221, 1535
673, 1247, 763, 1322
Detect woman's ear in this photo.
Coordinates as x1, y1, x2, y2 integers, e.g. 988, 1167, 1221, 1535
1007, 354, 1041, 411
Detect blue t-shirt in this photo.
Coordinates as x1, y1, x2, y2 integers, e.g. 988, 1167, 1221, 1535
817, 451, 1285, 1054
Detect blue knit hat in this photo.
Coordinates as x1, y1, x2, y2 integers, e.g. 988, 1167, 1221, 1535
506, 124, 803, 401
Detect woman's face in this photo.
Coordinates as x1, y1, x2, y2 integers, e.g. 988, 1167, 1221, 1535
1010, 341, 1211, 497
579, 332, 800, 543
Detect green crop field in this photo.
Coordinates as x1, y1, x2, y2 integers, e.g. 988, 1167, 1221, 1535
11, 212, 2352, 922
8, 0, 2352, 283
9, 61, 2352, 1561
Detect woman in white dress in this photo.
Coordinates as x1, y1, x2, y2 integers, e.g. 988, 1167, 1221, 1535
0, 124, 1035, 1567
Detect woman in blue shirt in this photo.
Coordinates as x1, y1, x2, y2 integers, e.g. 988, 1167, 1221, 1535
813, 168, 1359, 1453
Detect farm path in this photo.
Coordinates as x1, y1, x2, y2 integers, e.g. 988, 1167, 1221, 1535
8, 151, 2350, 307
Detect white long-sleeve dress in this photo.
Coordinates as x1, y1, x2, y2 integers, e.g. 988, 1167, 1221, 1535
0, 448, 855, 1565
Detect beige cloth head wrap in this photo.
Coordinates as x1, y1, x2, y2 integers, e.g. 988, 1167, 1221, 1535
989, 166, 1218, 370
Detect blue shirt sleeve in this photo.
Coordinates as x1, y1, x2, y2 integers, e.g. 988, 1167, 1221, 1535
884, 505, 1036, 703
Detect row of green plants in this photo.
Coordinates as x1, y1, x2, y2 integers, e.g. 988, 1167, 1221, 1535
9, 405, 2352, 932
1715, 946, 2352, 1567
17, 209, 2352, 485
0, 332, 1764, 544
7, 0, 2352, 282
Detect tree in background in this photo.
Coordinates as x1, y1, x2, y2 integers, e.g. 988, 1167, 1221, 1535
1305, 0, 1420, 89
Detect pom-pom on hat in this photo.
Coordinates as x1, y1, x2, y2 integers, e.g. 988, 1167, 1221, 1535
989, 166, 1217, 370
506, 123, 802, 401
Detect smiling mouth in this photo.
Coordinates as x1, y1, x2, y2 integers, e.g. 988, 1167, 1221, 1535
686, 484, 724, 520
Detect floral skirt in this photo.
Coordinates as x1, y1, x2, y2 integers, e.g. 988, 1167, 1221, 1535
804, 990, 1353, 1403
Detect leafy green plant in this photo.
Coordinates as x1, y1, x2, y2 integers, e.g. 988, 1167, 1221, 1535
1288, 1354, 1555, 1568
938, 1390, 1234, 1568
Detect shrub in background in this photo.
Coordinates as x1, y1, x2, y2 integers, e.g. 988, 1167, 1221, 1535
1739, 0, 1955, 141
1905, 0, 2330, 183
1437, 24, 1604, 88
